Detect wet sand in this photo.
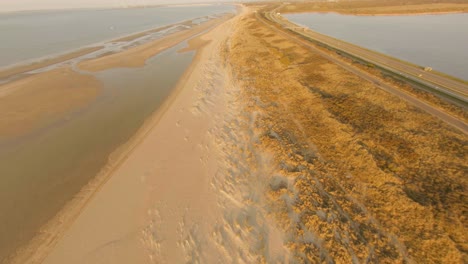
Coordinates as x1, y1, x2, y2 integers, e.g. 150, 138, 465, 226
0, 47, 102, 81
0, 68, 101, 139
78, 16, 231, 72
0, 15, 227, 83
0, 67, 102, 263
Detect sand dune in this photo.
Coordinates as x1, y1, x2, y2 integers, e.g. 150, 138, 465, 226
36, 8, 295, 263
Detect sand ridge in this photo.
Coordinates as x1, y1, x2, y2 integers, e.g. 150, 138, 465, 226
0, 67, 101, 140
77, 15, 233, 72
0, 47, 102, 81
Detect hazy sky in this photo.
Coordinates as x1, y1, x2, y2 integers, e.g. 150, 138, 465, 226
0, 0, 233, 12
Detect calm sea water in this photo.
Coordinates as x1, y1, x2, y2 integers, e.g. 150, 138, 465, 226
285, 13, 468, 80
0, 5, 234, 68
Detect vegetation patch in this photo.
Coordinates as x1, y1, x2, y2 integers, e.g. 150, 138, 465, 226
228, 11, 467, 263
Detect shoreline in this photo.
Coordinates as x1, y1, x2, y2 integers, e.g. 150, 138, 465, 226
28, 12, 236, 264
0, 47, 103, 81
0, 14, 230, 83
77, 15, 232, 72
3, 14, 233, 264
0, 3, 228, 14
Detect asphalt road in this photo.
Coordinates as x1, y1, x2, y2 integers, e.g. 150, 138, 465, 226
267, 12, 468, 103
256, 10, 468, 134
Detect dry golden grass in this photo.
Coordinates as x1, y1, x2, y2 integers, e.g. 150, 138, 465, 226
294, 41, 468, 122
351, 59, 468, 122
227, 12, 467, 263
278, 0, 468, 15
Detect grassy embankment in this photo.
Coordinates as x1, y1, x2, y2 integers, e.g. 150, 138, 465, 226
226, 10, 467, 263
277, 25, 468, 121
279, 0, 468, 15
256, 1, 468, 121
